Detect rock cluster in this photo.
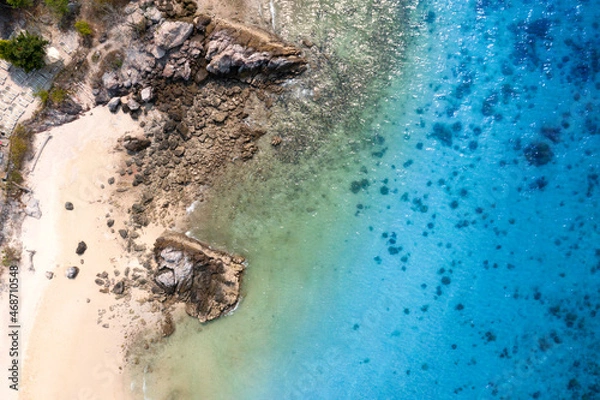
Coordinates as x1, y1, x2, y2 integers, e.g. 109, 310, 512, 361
95, 8, 306, 104
153, 231, 245, 323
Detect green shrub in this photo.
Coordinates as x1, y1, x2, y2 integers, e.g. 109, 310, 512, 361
1, 247, 20, 268
6, 0, 33, 7
4, 124, 33, 198
0, 32, 49, 73
50, 87, 68, 104
44, 0, 69, 15
35, 89, 50, 105
7, 125, 32, 169
75, 20, 93, 36
35, 87, 68, 107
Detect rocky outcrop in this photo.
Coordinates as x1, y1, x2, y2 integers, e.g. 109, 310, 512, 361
205, 20, 306, 79
153, 231, 245, 323
98, 11, 306, 100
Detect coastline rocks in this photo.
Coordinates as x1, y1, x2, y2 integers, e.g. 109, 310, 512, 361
205, 22, 306, 79
66, 266, 80, 279
153, 231, 245, 323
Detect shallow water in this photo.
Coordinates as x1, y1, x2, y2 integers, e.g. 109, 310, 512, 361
130, 0, 600, 398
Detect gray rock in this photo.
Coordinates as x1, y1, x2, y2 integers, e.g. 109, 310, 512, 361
45, 271, 54, 280
65, 202, 74, 210
76, 241, 87, 255
162, 63, 175, 78
107, 97, 121, 112
144, 7, 163, 23
95, 91, 110, 105
118, 229, 128, 239
150, 45, 166, 59
24, 198, 42, 219
107, 219, 115, 228
155, 268, 176, 293
66, 266, 80, 279
154, 21, 194, 51
112, 280, 125, 295
102, 71, 120, 91
174, 60, 191, 81
140, 87, 154, 102
127, 98, 141, 111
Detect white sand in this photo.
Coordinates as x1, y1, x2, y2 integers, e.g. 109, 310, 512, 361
0, 106, 163, 400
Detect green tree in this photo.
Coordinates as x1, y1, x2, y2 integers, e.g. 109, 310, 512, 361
0, 32, 49, 73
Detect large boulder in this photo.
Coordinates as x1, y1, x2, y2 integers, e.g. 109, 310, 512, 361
153, 231, 245, 323
152, 21, 194, 58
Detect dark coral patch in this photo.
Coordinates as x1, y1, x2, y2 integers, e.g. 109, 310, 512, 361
524, 142, 554, 166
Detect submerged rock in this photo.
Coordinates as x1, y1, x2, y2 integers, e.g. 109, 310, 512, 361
524, 142, 554, 166
153, 231, 245, 323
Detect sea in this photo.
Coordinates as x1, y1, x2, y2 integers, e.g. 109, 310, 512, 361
129, 0, 600, 398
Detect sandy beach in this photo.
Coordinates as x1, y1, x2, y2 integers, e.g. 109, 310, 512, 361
0, 106, 165, 400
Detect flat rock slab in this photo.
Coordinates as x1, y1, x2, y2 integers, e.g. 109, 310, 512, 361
153, 231, 245, 323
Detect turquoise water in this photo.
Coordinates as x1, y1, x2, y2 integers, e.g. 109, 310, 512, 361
131, 0, 600, 398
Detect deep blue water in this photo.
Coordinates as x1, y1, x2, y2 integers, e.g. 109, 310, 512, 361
133, 0, 600, 398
